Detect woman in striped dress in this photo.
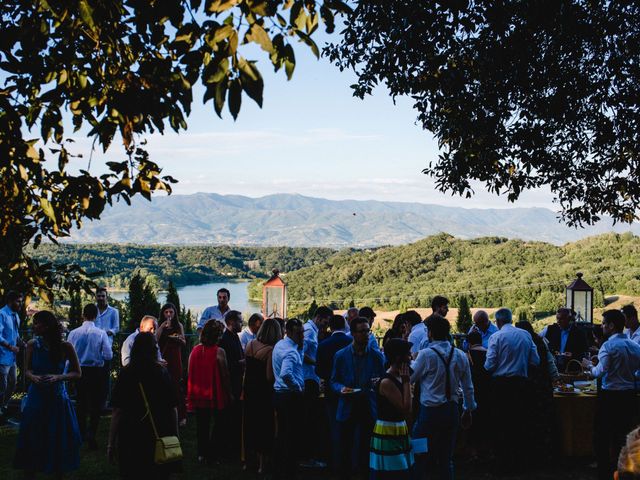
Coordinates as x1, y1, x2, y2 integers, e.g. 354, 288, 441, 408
370, 338, 414, 478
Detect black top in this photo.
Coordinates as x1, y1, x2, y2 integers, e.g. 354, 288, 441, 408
544, 323, 588, 360
316, 332, 352, 382
111, 365, 179, 474
219, 329, 245, 399
375, 373, 405, 422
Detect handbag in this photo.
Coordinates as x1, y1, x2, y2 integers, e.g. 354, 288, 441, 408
139, 382, 183, 464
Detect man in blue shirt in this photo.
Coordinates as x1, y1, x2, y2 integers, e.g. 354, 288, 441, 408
331, 317, 385, 480
0, 291, 24, 421
67, 303, 113, 450
272, 318, 305, 480
582, 309, 640, 480
197, 287, 231, 330
317, 315, 353, 470
484, 307, 539, 475
466, 310, 498, 349
301, 306, 332, 468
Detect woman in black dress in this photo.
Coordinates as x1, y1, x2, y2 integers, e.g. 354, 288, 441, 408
108, 333, 180, 479
243, 319, 283, 474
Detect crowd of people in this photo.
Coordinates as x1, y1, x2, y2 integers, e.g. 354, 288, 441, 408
2, 287, 640, 479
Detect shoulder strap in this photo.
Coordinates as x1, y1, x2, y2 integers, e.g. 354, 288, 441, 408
430, 346, 456, 401
139, 382, 160, 440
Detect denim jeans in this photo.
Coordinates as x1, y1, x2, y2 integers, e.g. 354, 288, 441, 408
412, 401, 459, 480
0, 363, 17, 409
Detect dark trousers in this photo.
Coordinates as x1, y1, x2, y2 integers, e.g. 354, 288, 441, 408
195, 408, 223, 460
325, 393, 341, 470
595, 389, 639, 480
218, 399, 241, 461
491, 376, 529, 474
412, 401, 459, 480
338, 398, 374, 480
274, 391, 303, 480
76, 366, 106, 441
303, 379, 320, 459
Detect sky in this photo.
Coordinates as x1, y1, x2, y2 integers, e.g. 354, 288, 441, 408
65, 30, 557, 210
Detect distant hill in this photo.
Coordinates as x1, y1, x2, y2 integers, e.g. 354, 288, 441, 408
67, 192, 640, 247
268, 232, 640, 315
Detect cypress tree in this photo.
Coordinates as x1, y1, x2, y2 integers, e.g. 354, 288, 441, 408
456, 296, 473, 334
127, 272, 146, 332
68, 290, 82, 329
165, 280, 180, 309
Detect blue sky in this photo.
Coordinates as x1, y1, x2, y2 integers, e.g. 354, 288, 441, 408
67, 32, 556, 210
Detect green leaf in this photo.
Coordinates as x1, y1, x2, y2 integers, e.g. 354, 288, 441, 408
214, 80, 228, 117
246, 23, 273, 53
294, 30, 319, 58
78, 0, 96, 30
39, 197, 56, 223
228, 78, 242, 120
284, 44, 296, 79
238, 58, 264, 107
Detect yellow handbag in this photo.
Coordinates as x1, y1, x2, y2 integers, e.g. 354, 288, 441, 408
139, 383, 183, 464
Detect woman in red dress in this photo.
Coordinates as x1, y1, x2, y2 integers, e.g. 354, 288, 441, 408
157, 303, 187, 425
187, 320, 231, 463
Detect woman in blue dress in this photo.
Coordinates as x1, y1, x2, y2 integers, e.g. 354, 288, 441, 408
14, 310, 82, 478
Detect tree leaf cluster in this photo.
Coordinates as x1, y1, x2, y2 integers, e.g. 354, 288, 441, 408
325, 1, 640, 226
1, 0, 351, 301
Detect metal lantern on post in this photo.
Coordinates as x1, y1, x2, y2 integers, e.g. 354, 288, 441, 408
566, 272, 594, 323
262, 269, 287, 319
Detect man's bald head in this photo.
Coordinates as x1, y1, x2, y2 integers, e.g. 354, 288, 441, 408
473, 310, 490, 332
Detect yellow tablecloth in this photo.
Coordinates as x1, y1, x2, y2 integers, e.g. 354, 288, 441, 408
553, 392, 597, 457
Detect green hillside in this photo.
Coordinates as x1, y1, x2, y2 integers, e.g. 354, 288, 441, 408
30, 243, 339, 289
257, 232, 640, 314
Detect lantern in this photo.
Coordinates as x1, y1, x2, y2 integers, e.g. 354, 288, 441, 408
262, 269, 287, 319
566, 272, 594, 323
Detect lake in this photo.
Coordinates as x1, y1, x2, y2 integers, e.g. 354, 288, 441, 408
110, 280, 262, 318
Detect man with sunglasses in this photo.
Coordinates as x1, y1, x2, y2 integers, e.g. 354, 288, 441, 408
330, 317, 385, 480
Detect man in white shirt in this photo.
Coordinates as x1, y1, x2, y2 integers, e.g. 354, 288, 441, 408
411, 315, 475, 480
197, 288, 231, 330
95, 287, 119, 345
67, 304, 113, 450
406, 310, 427, 356
239, 312, 263, 351
484, 307, 539, 475
582, 309, 640, 480
622, 305, 640, 344
120, 315, 162, 366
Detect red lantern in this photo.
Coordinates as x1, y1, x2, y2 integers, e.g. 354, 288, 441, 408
262, 269, 287, 319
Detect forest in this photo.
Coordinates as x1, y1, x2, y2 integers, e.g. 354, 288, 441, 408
249, 232, 640, 316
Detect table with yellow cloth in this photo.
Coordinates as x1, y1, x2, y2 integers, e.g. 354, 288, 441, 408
553, 392, 597, 457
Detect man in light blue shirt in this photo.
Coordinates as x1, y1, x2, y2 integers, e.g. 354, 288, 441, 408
406, 310, 427, 355
622, 305, 640, 344
197, 288, 231, 330
95, 287, 119, 346
466, 310, 498, 349
239, 312, 263, 351
582, 309, 640, 480
272, 319, 305, 479
67, 304, 113, 449
120, 315, 162, 366
0, 291, 24, 419
484, 308, 539, 475
301, 306, 332, 467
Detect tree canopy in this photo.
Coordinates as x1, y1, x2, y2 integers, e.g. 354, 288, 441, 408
0, 0, 350, 300
325, 1, 640, 226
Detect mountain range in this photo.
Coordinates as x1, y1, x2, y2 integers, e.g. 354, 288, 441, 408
67, 192, 640, 247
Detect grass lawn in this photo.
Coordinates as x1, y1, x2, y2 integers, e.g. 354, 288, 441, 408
0, 413, 597, 480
